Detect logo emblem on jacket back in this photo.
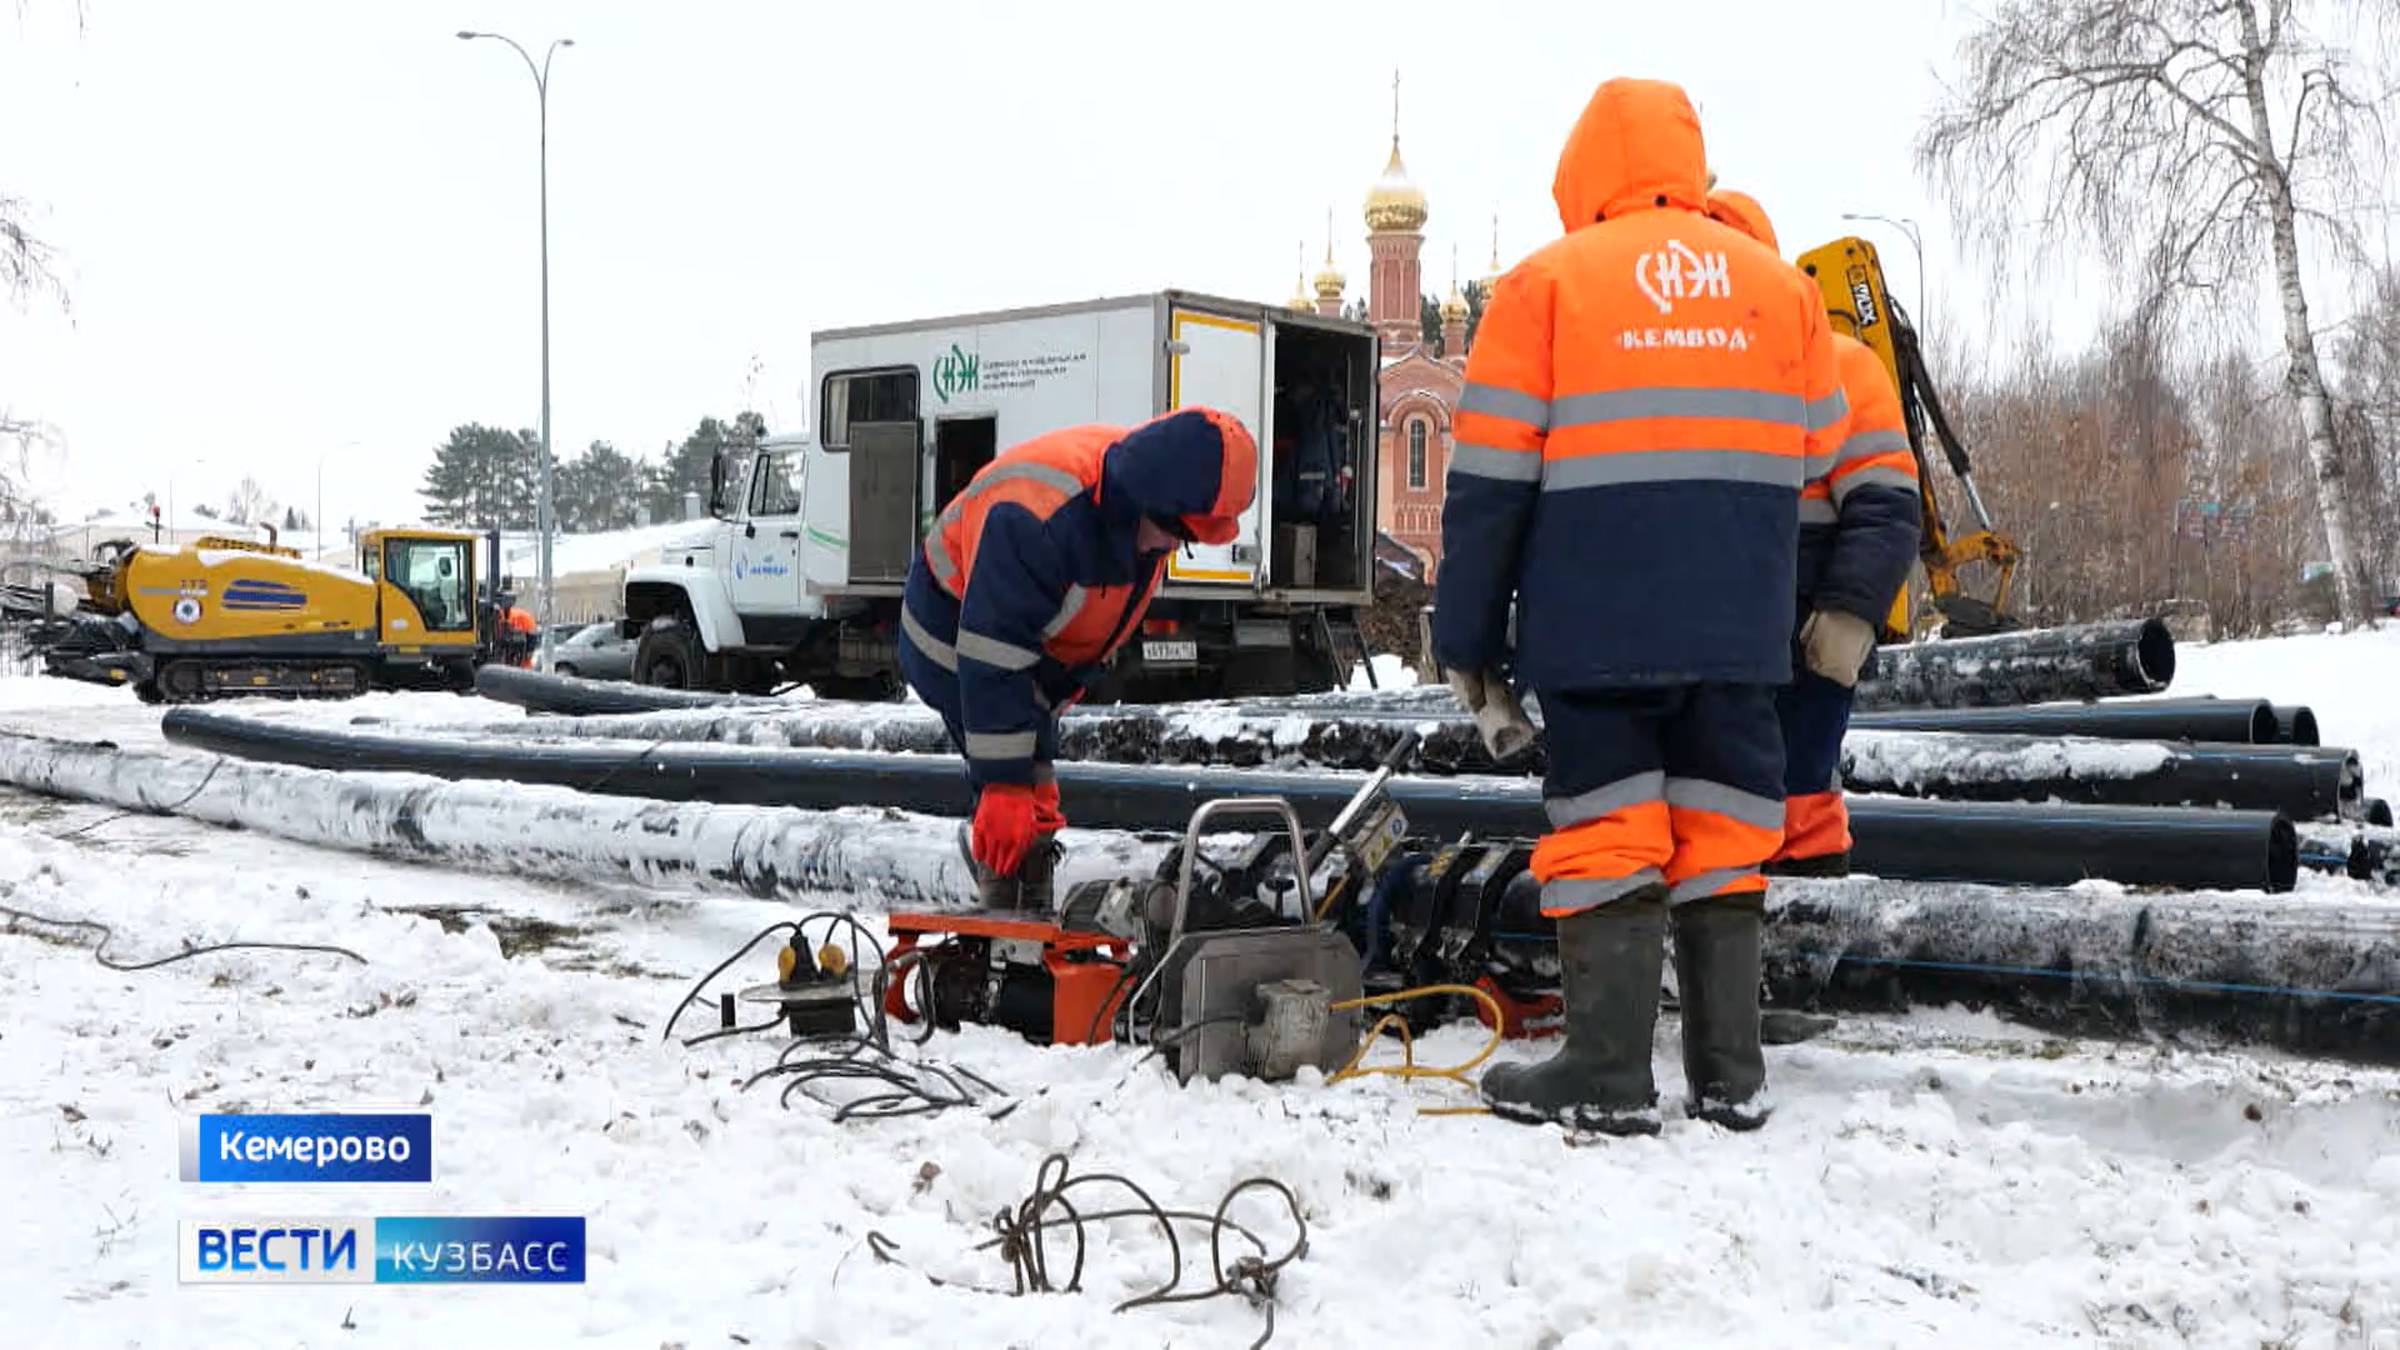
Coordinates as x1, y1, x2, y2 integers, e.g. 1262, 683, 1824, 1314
1634, 241, 1731, 315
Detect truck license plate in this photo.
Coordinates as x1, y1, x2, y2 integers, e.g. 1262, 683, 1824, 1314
1142, 640, 1198, 665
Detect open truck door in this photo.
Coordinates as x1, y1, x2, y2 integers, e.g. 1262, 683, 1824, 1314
1163, 305, 1265, 589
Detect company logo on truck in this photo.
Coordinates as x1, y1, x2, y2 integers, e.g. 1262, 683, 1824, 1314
932, 343, 980, 404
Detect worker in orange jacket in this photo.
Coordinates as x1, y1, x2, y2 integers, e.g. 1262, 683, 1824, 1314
1432, 79, 1847, 1134
1707, 190, 1923, 875
899, 409, 1257, 909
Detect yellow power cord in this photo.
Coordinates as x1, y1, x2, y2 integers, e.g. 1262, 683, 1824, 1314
1327, 983, 1508, 1116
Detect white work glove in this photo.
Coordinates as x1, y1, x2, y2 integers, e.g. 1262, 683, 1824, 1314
1445, 666, 1537, 762
1799, 609, 1878, 688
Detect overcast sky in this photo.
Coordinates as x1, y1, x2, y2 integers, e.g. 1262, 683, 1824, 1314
0, 0, 2261, 531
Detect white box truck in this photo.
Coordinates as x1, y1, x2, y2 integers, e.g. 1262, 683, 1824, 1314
619, 290, 1380, 700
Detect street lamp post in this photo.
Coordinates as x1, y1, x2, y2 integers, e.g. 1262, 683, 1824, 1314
458, 29, 573, 664
1840, 211, 1927, 320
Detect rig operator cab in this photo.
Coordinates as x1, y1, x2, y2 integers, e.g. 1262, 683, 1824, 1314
620, 290, 1382, 701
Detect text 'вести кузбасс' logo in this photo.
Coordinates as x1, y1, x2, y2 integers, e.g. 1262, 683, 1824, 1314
180, 1217, 586, 1285
932, 342, 979, 405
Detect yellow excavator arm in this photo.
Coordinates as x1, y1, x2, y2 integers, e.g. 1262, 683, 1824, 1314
1796, 236, 2022, 638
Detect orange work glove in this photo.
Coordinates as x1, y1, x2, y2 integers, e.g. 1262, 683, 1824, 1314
970, 783, 1040, 876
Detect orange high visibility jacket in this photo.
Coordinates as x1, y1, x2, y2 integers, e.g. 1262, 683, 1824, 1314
1801, 335, 1922, 622
1432, 78, 1846, 688
901, 409, 1255, 784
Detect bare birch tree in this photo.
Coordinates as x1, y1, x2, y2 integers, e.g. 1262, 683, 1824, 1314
1920, 0, 2393, 621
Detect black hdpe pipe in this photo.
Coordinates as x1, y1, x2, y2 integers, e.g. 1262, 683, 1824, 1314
1854, 695, 2277, 744
1841, 732, 2363, 822
1760, 878, 2399, 1065
2271, 705, 2321, 747
2365, 798, 2393, 829
475, 664, 775, 716
1853, 618, 2175, 710
1431, 871, 2400, 1065
160, 709, 2299, 893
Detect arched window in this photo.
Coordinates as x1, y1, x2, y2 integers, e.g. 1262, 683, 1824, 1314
1407, 419, 1428, 490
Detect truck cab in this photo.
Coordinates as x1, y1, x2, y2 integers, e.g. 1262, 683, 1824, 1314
620, 290, 1379, 700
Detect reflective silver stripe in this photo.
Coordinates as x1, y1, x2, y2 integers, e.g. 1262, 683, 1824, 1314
924, 533, 959, 585
1544, 769, 1667, 828
1542, 869, 1666, 915
1459, 382, 1551, 431
1668, 867, 1763, 906
1542, 449, 1804, 491
1829, 464, 1922, 506
1835, 428, 1910, 465
1042, 585, 1089, 640
900, 606, 957, 671
1664, 777, 1785, 831
968, 461, 1085, 500
1798, 497, 1838, 525
964, 730, 1038, 760
1804, 388, 1850, 431
1553, 386, 1804, 428
956, 628, 1041, 671
1450, 441, 1544, 483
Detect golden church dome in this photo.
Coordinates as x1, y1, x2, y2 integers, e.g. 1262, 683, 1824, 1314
1364, 140, 1429, 234
1312, 237, 1346, 301
1439, 283, 1469, 324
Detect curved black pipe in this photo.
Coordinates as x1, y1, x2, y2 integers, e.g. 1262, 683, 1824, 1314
2370, 798, 2395, 829
2270, 704, 2321, 747
474, 664, 772, 715
1854, 696, 2276, 744
1854, 618, 2175, 710
161, 709, 2300, 893
1842, 732, 2362, 821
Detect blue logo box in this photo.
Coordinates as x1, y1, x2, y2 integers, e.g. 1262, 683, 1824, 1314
181, 1113, 432, 1183
374, 1217, 585, 1283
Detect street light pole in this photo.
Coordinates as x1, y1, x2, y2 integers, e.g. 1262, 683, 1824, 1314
459, 29, 573, 663
1840, 211, 1927, 320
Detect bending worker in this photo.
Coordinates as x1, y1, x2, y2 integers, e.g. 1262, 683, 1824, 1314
1432, 78, 1847, 1135
899, 409, 1257, 910
1707, 189, 1923, 877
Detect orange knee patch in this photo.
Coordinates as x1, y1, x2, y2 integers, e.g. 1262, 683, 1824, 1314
1774, 789, 1849, 863
1531, 799, 1673, 885
1032, 778, 1066, 833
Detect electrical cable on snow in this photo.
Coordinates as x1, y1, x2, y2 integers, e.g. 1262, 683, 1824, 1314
863, 1151, 1306, 1350
667, 911, 1013, 1120
0, 902, 369, 971
48, 755, 227, 841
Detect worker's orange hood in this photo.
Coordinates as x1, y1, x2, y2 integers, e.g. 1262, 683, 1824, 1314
1552, 78, 1709, 233
1706, 189, 1778, 253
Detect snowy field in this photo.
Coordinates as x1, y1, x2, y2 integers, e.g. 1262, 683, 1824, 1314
2, 631, 2398, 1347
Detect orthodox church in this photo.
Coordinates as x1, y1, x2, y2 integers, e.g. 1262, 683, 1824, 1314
1286, 89, 1498, 580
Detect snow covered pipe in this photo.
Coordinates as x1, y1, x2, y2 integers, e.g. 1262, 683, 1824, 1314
2270, 704, 2321, 747
473, 664, 775, 715
0, 730, 1159, 908
159, 710, 2301, 893
2296, 822, 2400, 887
1853, 695, 2278, 744
473, 705, 2357, 825
1762, 876, 2400, 1066
1841, 730, 2363, 822
1851, 618, 2176, 710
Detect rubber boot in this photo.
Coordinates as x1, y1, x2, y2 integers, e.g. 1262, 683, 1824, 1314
1479, 886, 1666, 1135
1764, 850, 1850, 879
1672, 890, 1770, 1130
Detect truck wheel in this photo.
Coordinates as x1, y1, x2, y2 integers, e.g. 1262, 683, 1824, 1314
634, 620, 704, 689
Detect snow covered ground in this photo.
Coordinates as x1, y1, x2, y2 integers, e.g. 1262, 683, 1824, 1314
3, 630, 2399, 1347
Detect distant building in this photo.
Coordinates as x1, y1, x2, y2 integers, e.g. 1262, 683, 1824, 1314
1287, 76, 1503, 582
